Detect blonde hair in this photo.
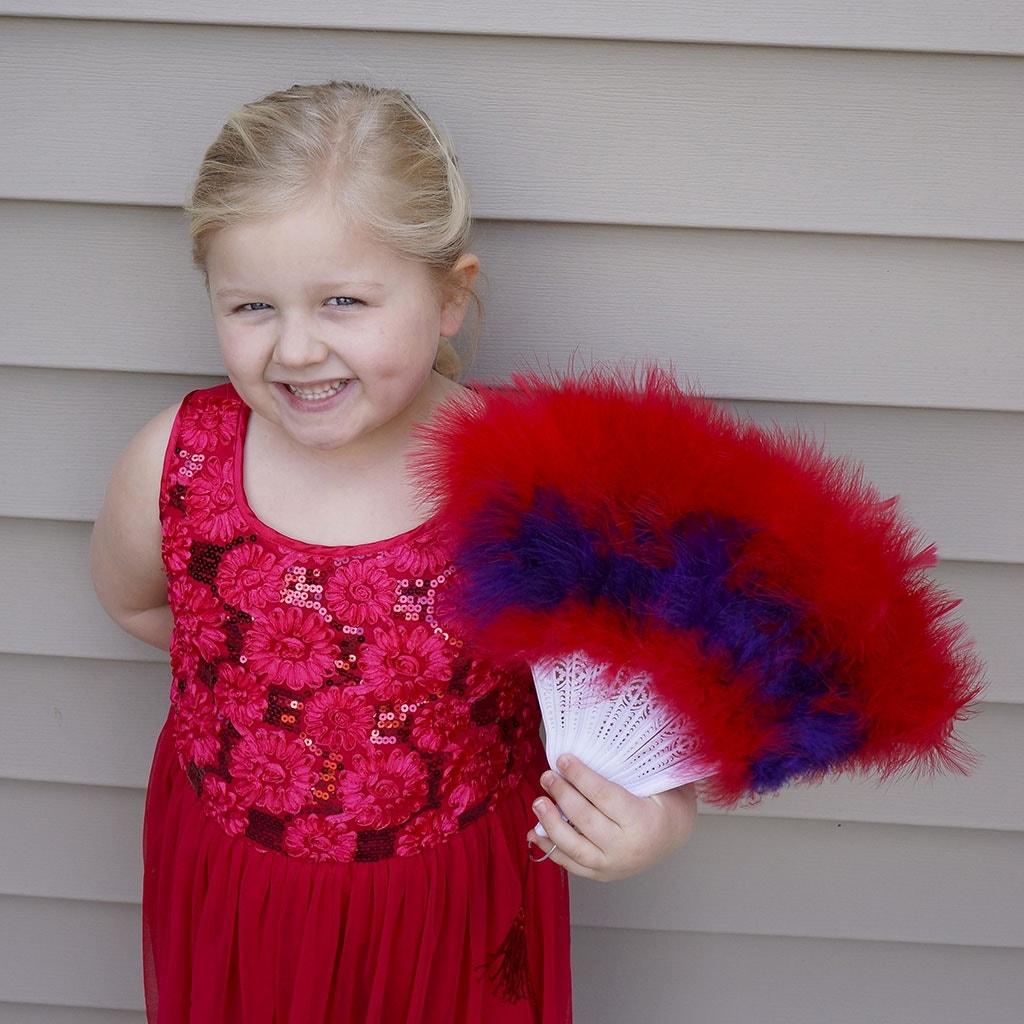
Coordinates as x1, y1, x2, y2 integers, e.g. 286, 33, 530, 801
187, 81, 476, 378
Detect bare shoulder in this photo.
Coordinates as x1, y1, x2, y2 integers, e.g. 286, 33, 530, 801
98, 403, 180, 517
90, 402, 182, 648
121, 401, 181, 475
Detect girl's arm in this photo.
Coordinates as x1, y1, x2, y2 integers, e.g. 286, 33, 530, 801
528, 756, 698, 882
89, 405, 180, 652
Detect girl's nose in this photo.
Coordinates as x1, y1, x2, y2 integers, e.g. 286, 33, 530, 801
274, 314, 329, 367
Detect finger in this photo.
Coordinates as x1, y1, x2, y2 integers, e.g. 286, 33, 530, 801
528, 837, 559, 863
526, 822, 573, 869
538, 775, 619, 849
531, 795, 575, 844
535, 776, 601, 844
527, 827, 585, 877
545, 756, 632, 832
532, 795, 602, 866
527, 822, 608, 882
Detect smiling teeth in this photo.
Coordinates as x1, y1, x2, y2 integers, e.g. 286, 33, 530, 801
286, 381, 348, 400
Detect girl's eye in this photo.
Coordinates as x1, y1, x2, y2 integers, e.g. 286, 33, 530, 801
238, 302, 271, 312
326, 296, 359, 307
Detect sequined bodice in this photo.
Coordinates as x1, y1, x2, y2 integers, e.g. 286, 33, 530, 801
159, 384, 540, 861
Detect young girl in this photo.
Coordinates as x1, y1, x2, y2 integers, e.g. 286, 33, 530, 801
90, 81, 697, 1024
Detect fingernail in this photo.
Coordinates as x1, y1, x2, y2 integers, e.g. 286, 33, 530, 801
541, 771, 556, 788
557, 755, 572, 772
533, 798, 547, 815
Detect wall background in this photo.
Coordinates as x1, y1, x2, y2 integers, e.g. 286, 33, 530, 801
1, 4, 1021, 1021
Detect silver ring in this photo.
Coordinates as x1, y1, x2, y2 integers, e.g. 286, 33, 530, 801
529, 843, 557, 863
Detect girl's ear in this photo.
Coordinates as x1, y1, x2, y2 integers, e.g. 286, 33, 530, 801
439, 254, 481, 338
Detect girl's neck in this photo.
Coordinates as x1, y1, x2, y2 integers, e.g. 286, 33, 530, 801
240, 379, 461, 547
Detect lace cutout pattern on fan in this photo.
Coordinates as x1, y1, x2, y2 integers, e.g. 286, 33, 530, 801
532, 651, 713, 798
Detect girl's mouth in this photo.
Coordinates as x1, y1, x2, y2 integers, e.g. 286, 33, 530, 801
284, 380, 350, 400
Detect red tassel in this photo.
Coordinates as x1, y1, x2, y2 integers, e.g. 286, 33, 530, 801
478, 903, 537, 1010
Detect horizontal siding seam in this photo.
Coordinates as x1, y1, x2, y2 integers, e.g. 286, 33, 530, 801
1, 10, 1022, 58
571, 923, 1024, 952
1, 193, 1022, 244
569, 920, 1024, 950
8, 510, 1024, 566
5, 894, 1021, 949
5, 200, 1024, 249
4, 366, 1024, 417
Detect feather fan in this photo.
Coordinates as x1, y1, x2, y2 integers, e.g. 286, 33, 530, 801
413, 366, 982, 806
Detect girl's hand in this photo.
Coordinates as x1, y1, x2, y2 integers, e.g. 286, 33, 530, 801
527, 755, 697, 882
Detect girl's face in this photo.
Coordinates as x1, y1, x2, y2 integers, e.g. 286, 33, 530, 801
205, 197, 476, 458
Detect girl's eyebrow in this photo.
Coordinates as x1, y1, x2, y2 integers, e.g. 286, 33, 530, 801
213, 280, 384, 300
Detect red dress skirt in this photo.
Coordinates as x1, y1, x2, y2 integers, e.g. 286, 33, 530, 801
144, 385, 572, 1022
143, 719, 571, 1023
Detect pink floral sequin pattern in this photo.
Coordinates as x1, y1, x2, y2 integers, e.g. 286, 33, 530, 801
160, 385, 540, 861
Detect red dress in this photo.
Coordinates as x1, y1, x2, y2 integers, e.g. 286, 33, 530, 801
144, 384, 572, 1023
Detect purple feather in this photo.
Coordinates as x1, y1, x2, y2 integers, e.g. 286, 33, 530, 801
750, 709, 865, 791
455, 489, 605, 619
457, 495, 870, 784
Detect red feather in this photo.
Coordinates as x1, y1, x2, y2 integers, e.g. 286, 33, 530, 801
413, 366, 983, 804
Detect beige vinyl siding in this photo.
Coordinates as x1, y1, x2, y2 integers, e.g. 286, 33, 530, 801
5, 203, 1024, 411
571, 930, 1024, 1024
6, 364, 1024, 559
1, 7, 1021, 1022
5, 774, 1022, 940
4, 0, 1024, 55
2, 649, 1021, 828
2, 20, 1023, 241
2, 780, 1023, 949
0, 895, 143, 1010
4, 516, 1022, 702
0, 1005, 143, 1024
